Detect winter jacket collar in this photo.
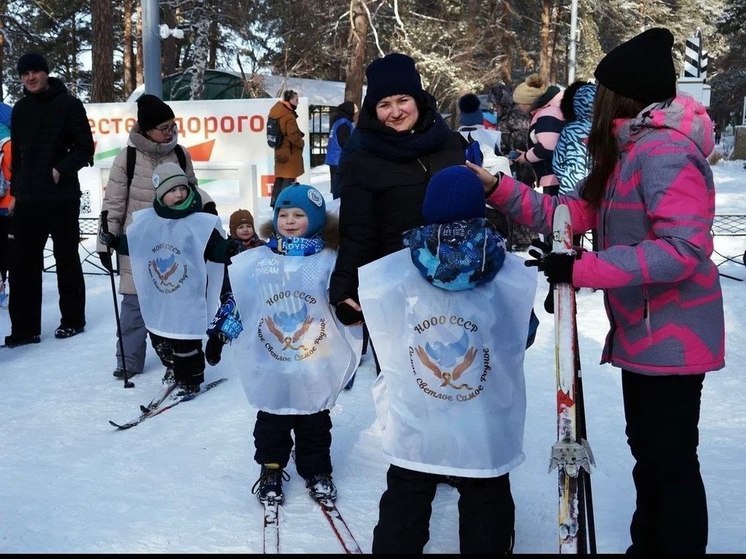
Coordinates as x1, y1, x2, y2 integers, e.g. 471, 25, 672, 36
23, 76, 66, 101
153, 186, 202, 219
128, 123, 179, 156
616, 93, 714, 158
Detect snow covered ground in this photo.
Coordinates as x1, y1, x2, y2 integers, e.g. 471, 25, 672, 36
1, 147, 745, 553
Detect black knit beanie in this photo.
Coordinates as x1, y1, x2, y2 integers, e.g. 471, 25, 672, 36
137, 94, 176, 132
363, 53, 424, 110
594, 27, 676, 105
17, 53, 49, 75
458, 93, 483, 126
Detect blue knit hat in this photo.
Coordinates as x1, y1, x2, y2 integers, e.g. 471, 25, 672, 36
422, 166, 486, 225
458, 93, 483, 126
364, 53, 424, 110
273, 185, 327, 237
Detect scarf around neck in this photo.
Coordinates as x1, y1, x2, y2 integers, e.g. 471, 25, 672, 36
266, 234, 325, 256
351, 93, 453, 162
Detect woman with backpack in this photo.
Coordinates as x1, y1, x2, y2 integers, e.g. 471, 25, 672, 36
97, 94, 217, 381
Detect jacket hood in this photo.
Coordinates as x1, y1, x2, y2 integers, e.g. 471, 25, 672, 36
530, 85, 563, 113
572, 84, 596, 122
331, 101, 356, 125
618, 93, 714, 158
268, 100, 297, 119
402, 219, 506, 291
128, 122, 179, 156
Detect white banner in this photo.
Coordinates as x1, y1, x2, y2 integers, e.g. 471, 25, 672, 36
80, 98, 311, 223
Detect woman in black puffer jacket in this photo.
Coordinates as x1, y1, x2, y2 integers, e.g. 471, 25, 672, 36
330, 53, 465, 322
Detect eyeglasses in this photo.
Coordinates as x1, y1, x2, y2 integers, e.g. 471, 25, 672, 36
154, 122, 177, 134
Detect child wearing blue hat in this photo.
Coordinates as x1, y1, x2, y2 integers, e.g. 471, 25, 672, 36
223, 185, 358, 506
358, 165, 539, 554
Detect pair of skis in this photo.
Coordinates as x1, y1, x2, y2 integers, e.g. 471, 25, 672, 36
548, 204, 596, 554
262, 495, 361, 554
108, 378, 228, 430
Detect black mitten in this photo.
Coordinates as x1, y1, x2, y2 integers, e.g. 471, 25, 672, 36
205, 334, 225, 366
335, 301, 364, 326
98, 251, 113, 272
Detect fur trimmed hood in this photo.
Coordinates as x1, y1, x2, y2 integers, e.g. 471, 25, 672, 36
259, 212, 340, 250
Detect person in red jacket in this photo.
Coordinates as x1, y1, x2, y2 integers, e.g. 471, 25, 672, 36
0, 135, 13, 309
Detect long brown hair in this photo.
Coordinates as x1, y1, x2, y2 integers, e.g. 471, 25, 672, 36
582, 85, 646, 206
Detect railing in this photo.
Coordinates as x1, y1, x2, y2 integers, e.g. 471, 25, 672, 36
44, 217, 114, 276
711, 214, 746, 281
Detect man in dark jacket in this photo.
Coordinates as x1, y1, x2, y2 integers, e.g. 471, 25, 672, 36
4, 52, 94, 348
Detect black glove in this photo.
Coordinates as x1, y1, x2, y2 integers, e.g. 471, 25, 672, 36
99, 232, 120, 250
98, 251, 113, 272
335, 301, 364, 326
205, 334, 226, 366
524, 239, 575, 285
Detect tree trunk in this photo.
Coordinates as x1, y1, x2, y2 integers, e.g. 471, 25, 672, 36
344, 0, 368, 109
162, 6, 179, 76
539, 0, 553, 85
499, 0, 513, 84
91, 0, 114, 102
136, 3, 144, 88
123, 0, 136, 97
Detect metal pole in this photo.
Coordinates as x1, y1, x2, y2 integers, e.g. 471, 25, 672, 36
142, 0, 163, 97
568, 0, 579, 84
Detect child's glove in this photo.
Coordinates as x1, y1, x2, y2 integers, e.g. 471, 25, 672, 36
335, 301, 364, 326
205, 334, 226, 366
207, 292, 244, 340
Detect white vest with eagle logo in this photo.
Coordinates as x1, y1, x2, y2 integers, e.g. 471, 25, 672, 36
359, 249, 536, 477
127, 208, 223, 339
229, 245, 358, 415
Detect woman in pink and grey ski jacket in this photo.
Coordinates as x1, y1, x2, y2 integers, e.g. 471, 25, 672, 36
468, 28, 722, 555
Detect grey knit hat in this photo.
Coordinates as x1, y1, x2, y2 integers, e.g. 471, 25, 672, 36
152, 162, 188, 201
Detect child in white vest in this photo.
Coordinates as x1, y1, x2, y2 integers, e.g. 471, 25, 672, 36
225, 185, 357, 505
358, 165, 538, 554
101, 162, 238, 394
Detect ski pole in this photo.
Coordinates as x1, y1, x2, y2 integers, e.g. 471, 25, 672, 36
100, 211, 134, 389
573, 328, 596, 553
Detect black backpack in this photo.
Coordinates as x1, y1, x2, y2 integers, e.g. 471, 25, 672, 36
266, 117, 284, 149
126, 144, 187, 188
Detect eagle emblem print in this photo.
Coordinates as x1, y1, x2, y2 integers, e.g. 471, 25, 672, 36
411, 317, 491, 402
